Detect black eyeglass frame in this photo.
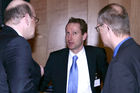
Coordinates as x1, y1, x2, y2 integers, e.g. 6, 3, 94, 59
32, 16, 39, 23
95, 24, 103, 32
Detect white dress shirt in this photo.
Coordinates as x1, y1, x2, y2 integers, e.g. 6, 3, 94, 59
66, 47, 92, 93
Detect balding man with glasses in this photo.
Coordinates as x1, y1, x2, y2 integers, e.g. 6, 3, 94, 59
0, 1, 43, 93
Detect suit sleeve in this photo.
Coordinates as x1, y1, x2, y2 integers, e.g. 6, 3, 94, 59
39, 52, 54, 92
3, 37, 40, 93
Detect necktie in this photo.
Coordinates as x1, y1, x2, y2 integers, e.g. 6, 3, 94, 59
68, 55, 78, 93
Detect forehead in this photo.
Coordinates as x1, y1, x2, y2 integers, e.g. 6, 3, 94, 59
66, 23, 81, 31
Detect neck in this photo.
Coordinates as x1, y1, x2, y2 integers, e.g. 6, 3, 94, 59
112, 35, 130, 50
6, 23, 24, 38
71, 46, 84, 54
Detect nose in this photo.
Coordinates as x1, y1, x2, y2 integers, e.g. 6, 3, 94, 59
67, 33, 73, 41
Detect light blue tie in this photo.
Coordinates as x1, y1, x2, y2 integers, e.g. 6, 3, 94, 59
68, 55, 78, 93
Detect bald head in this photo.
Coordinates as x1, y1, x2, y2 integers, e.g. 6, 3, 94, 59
4, 0, 35, 25
6, 0, 31, 10
111, 5, 123, 14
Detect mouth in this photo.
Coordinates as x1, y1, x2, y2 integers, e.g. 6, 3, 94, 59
67, 41, 74, 46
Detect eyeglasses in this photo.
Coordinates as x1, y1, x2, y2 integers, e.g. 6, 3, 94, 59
32, 16, 39, 23
95, 24, 103, 32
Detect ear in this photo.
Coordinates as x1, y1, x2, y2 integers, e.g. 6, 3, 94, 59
103, 24, 114, 38
83, 32, 87, 41
103, 24, 112, 32
24, 13, 31, 26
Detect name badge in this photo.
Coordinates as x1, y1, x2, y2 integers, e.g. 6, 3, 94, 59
94, 79, 100, 87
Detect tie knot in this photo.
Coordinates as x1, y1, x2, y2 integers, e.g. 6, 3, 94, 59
73, 55, 78, 62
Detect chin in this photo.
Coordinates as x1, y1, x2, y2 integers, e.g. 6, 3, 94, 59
26, 34, 35, 40
103, 43, 110, 48
67, 46, 73, 50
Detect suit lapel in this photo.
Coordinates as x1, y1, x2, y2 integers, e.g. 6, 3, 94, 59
85, 47, 95, 88
61, 49, 69, 92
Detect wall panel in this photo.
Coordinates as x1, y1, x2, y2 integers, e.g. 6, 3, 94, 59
88, 0, 108, 46
130, 0, 140, 44
68, 0, 87, 20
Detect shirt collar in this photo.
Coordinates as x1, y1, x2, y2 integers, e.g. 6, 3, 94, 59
69, 47, 85, 57
113, 37, 131, 57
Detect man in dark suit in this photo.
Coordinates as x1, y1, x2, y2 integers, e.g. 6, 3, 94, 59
0, 1, 43, 93
40, 17, 108, 93
96, 3, 140, 93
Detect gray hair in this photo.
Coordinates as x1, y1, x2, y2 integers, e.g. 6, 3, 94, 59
97, 3, 130, 36
4, 4, 33, 24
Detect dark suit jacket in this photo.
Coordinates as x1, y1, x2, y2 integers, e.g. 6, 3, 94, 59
0, 26, 41, 93
103, 38, 140, 93
40, 46, 108, 93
